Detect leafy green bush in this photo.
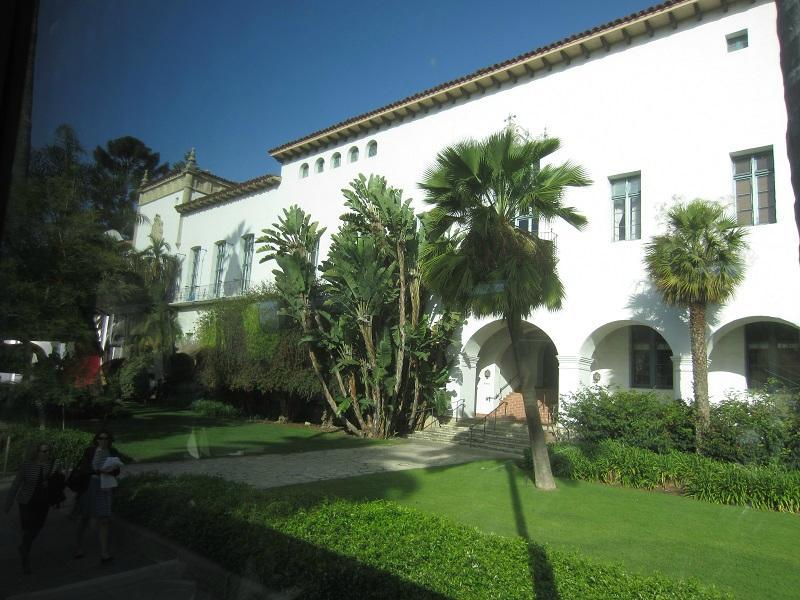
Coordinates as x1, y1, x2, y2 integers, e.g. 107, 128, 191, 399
562, 387, 695, 453
548, 440, 800, 513
2, 424, 93, 472
701, 390, 795, 466
194, 285, 320, 418
116, 473, 729, 599
190, 399, 240, 419
119, 354, 152, 401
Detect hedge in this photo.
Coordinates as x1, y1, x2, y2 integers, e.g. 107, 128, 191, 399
190, 399, 240, 418
116, 473, 730, 600
547, 440, 800, 514
1, 424, 93, 472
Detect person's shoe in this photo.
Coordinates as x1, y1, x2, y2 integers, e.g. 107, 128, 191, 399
73, 551, 85, 559
100, 555, 114, 565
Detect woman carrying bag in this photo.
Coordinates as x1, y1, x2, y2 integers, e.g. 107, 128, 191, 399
72, 430, 121, 563
4, 441, 60, 574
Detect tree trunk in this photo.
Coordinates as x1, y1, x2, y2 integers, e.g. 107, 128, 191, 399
306, 347, 361, 436
300, 303, 361, 436
776, 0, 800, 262
506, 317, 556, 491
689, 302, 709, 450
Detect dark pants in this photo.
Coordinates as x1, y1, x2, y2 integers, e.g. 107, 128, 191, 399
18, 501, 49, 556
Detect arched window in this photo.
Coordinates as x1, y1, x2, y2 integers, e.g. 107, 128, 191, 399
331, 152, 341, 168
315, 158, 324, 173
300, 163, 309, 178
349, 146, 359, 163
367, 140, 377, 157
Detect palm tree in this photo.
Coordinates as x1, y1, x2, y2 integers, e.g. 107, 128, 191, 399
776, 0, 800, 262
126, 234, 182, 380
419, 128, 591, 490
644, 199, 748, 448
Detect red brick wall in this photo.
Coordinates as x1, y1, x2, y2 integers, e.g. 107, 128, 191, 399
503, 392, 527, 420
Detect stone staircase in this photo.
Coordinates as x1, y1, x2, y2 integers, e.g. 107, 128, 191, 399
407, 416, 531, 456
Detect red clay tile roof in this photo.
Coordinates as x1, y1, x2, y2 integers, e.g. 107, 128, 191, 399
175, 174, 281, 215
268, 0, 724, 159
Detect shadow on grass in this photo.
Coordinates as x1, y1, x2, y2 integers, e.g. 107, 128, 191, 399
118, 476, 450, 599
71, 405, 391, 463
506, 462, 560, 600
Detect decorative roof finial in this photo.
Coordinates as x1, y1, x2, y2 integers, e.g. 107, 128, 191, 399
140, 169, 149, 188
186, 147, 197, 171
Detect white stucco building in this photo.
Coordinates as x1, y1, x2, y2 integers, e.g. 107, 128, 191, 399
134, 0, 799, 418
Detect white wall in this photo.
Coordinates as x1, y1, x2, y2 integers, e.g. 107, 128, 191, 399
137, 1, 798, 402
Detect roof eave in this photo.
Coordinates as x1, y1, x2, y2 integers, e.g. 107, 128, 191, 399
268, 0, 736, 162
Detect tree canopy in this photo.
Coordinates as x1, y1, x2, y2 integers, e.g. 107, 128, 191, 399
419, 128, 591, 490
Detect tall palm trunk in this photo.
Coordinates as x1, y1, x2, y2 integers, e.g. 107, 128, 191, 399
506, 316, 556, 490
689, 302, 709, 450
776, 0, 800, 261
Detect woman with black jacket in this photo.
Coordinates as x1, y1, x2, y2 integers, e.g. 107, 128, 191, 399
4, 441, 57, 574
72, 430, 121, 563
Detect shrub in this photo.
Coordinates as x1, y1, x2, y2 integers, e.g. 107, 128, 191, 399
702, 389, 794, 466
2, 424, 93, 472
190, 399, 240, 419
548, 440, 800, 514
119, 354, 152, 401
116, 473, 730, 599
562, 386, 695, 453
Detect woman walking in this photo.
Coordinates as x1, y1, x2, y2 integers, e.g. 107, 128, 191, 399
4, 442, 57, 574
73, 430, 121, 563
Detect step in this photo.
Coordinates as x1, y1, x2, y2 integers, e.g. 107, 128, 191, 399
407, 431, 530, 455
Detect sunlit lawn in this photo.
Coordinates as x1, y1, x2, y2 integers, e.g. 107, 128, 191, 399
73, 405, 395, 462
273, 459, 800, 600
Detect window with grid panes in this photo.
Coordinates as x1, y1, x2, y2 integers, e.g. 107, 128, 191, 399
241, 234, 254, 293
189, 246, 201, 300
745, 322, 800, 389
213, 241, 226, 297
515, 212, 539, 236
733, 150, 775, 226
611, 175, 641, 241
630, 326, 673, 389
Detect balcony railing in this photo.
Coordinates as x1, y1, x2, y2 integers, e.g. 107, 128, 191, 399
173, 279, 249, 303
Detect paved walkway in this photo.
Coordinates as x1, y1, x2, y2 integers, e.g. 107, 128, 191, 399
1, 440, 509, 598
125, 439, 512, 488
0, 482, 159, 599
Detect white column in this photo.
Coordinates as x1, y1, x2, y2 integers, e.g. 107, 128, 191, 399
672, 354, 694, 401
458, 352, 480, 417
556, 355, 593, 398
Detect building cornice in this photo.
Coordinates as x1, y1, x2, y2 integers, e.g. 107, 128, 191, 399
268, 0, 752, 162
175, 174, 281, 215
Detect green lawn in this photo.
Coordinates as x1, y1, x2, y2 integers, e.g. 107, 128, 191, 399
73, 405, 394, 462
273, 459, 800, 600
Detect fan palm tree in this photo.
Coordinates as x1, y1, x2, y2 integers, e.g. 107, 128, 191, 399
419, 128, 591, 490
644, 199, 748, 448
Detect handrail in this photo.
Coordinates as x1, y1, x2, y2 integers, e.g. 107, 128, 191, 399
452, 399, 466, 423
492, 374, 519, 405
467, 374, 520, 447
410, 406, 437, 431
412, 398, 468, 431
468, 400, 509, 447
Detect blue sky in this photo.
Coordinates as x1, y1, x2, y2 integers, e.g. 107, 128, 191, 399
33, 0, 651, 181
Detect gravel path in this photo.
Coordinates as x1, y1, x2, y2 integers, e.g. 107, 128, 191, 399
125, 440, 512, 489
